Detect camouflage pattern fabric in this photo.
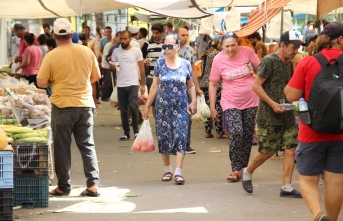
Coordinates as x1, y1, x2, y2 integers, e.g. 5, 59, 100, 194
257, 124, 298, 154
255, 53, 295, 126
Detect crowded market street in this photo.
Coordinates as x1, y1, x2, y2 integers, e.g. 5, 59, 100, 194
12, 102, 341, 221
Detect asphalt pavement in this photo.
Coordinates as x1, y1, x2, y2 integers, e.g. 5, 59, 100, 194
13, 102, 343, 221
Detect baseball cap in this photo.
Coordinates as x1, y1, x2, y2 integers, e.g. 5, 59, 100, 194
53, 18, 72, 35
13, 23, 25, 30
280, 31, 305, 46
128, 25, 139, 34
323, 21, 343, 40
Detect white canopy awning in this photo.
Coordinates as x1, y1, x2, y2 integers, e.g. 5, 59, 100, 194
0, 0, 211, 19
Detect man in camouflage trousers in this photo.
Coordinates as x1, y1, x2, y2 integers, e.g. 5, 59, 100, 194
241, 31, 303, 198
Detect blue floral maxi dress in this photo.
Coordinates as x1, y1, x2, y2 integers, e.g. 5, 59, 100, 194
154, 58, 192, 155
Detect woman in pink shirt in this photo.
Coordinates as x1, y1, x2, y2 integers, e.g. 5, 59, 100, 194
209, 32, 260, 182
15, 33, 42, 87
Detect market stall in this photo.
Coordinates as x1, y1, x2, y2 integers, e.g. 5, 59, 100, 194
0, 71, 52, 217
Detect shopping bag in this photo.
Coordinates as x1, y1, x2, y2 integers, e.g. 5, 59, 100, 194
198, 94, 210, 118
191, 96, 205, 123
138, 85, 148, 105
110, 86, 119, 107
131, 119, 155, 152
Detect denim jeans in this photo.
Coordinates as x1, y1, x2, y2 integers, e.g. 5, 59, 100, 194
117, 86, 139, 136
51, 104, 100, 193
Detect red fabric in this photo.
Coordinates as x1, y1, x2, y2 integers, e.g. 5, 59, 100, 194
19, 32, 38, 56
288, 48, 343, 142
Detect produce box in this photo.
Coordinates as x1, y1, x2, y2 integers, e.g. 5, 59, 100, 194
0, 188, 13, 221
0, 151, 13, 189
13, 176, 48, 208
12, 143, 48, 177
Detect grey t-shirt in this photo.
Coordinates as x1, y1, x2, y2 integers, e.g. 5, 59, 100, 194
195, 36, 206, 59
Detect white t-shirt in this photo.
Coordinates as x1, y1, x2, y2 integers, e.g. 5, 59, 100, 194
102, 42, 114, 69
130, 39, 140, 49
112, 47, 143, 87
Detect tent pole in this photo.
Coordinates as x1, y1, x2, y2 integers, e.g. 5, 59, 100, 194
280, 8, 284, 37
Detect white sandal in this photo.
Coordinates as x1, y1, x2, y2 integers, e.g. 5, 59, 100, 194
174, 175, 185, 185
162, 172, 173, 181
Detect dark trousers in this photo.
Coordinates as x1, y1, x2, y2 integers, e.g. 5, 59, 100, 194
224, 107, 258, 172
117, 86, 139, 136
23, 75, 37, 87
202, 87, 225, 135
101, 68, 114, 100
51, 104, 100, 193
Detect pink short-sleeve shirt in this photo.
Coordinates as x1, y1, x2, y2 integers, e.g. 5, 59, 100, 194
209, 46, 260, 111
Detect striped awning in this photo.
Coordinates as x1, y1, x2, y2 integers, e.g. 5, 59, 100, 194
235, 0, 291, 37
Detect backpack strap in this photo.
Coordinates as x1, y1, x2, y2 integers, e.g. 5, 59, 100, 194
337, 54, 343, 77
314, 53, 329, 67
337, 53, 343, 65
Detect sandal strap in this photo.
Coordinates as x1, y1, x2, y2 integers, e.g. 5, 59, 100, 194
175, 175, 184, 181
229, 172, 241, 179
162, 172, 173, 180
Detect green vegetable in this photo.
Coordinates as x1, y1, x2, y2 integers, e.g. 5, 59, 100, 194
0, 66, 12, 73
16, 137, 48, 143
7, 137, 13, 143
14, 132, 47, 139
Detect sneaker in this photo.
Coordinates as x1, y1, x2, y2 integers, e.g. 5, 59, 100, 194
280, 189, 302, 198
134, 133, 139, 139
314, 212, 331, 221
186, 146, 196, 154
241, 168, 253, 193
119, 135, 130, 141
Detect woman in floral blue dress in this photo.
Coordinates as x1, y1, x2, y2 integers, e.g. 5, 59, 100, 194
143, 34, 196, 185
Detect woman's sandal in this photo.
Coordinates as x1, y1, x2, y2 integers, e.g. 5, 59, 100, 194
217, 133, 229, 139
227, 172, 241, 182
162, 172, 173, 181
205, 133, 214, 138
49, 188, 70, 196
80, 188, 100, 197
174, 175, 185, 185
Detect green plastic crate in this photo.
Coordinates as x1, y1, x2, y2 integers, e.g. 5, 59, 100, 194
13, 177, 48, 208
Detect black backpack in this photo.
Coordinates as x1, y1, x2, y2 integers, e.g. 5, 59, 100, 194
307, 53, 343, 134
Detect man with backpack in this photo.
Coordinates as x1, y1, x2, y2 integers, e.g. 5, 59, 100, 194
285, 22, 343, 221
241, 31, 304, 198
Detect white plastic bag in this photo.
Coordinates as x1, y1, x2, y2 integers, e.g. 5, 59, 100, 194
198, 94, 210, 118
131, 119, 155, 152
110, 86, 119, 107
191, 96, 205, 123
138, 85, 148, 105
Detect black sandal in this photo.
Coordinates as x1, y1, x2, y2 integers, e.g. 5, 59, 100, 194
49, 188, 70, 196
80, 188, 100, 197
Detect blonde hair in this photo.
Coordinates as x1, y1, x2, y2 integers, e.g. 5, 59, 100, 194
315, 35, 337, 52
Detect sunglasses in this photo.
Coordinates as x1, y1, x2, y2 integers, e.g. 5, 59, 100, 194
162, 44, 177, 50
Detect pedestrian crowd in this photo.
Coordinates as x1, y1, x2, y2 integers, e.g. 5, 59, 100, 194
9, 18, 343, 221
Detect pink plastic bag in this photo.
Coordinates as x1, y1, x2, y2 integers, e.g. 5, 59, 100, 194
138, 85, 148, 105
131, 119, 155, 152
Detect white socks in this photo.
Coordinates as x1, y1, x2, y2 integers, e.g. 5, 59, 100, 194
282, 184, 294, 192
175, 168, 182, 176
165, 166, 182, 176
165, 165, 172, 173
242, 168, 252, 181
